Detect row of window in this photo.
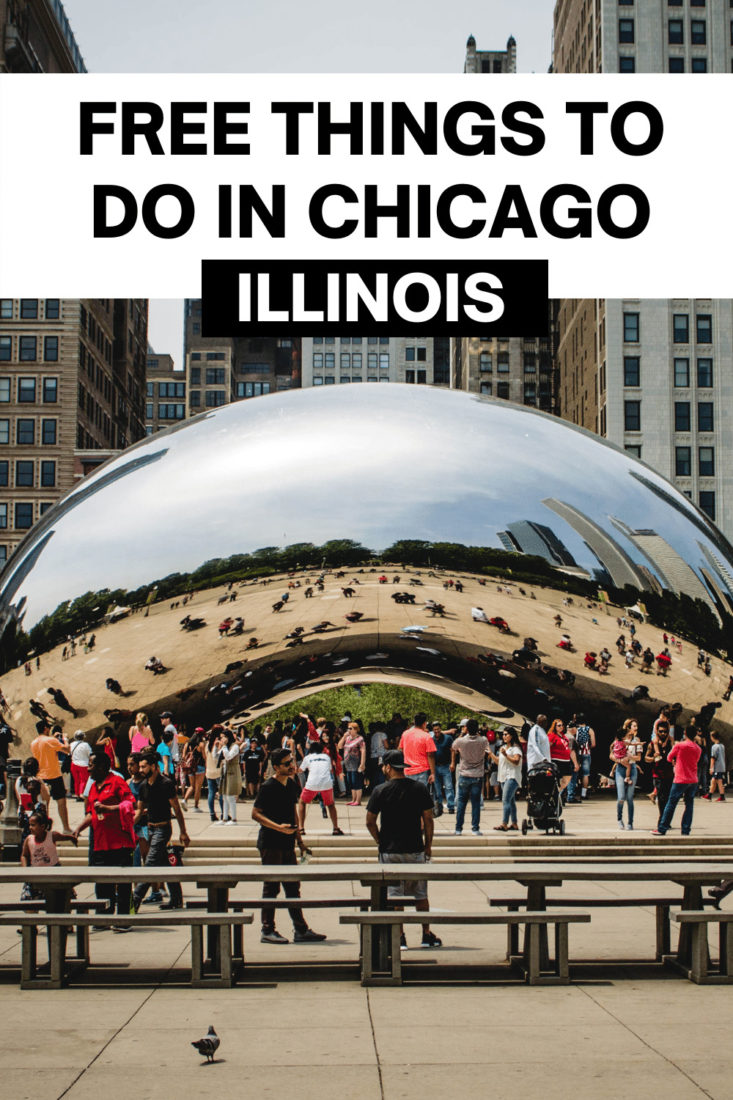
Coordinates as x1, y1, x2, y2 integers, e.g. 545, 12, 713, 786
623, 357, 713, 388
0, 418, 57, 445
312, 376, 391, 385
0, 459, 56, 489
618, 17, 708, 43
313, 337, 390, 345
624, 401, 715, 432
0, 300, 60, 321
623, 313, 713, 344
189, 352, 227, 362
0, 376, 58, 403
0, 501, 53, 532
480, 382, 512, 399
145, 381, 186, 399
619, 57, 710, 71
313, 353, 391, 370
0, 335, 59, 362
675, 446, 715, 476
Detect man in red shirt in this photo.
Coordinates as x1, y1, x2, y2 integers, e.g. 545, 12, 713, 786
651, 727, 701, 836
74, 751, 136, 929
399, 713, 436, 788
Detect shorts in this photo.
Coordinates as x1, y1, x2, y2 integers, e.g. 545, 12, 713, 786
345, 769, 364, 790
578, 756, 592, 777
713, 771, 726, 779
379, 851, 428, 901
196, 765, 206, 775
300, 787, 334, 806
553, 760, 574, 778
47, 775, 67, 801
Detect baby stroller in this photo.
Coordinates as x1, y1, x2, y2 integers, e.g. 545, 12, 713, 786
521, 761, 565, 835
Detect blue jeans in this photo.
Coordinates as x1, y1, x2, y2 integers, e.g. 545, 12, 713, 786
433, 764, 455, 810
615, 764, 637, 826
456, 776, 482, 831
207, 777, 219, 818
501, 777, 519, 825
408, 770, 431, 787
657, 782, 698, 835
133, 824, 182, 907
567, 756, 591, 800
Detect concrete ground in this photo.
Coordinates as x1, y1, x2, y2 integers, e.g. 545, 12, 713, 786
2, 796, 733, 1100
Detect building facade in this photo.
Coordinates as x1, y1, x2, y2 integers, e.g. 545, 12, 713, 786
300, 336, 450, 388
0, 298, 148, 566
0, 0, 86, 72
145, 353, 186, 434
464, 33, 517, 73
552, 0, 733, 539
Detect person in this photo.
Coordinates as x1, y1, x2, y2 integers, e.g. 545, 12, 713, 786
132, 750, 190, 911
610, 725, 639, 830
367, 722, 389, 792
338, 720, 367, 806
652, 727, 702, 836
252, 747, 326, 944
242, 734, 267, 799
566, 715, 595, 802
69, 731, 91, 801
159, 710, 180, 775
471, 606, 489, 623
431, 722, 456, 814
645, 719, 674, 827
74, 750, 136, 930
126, 754, 150, 866
30, 719, 71, 832
204, 726, 223, 821
451, 718, 489, 836
547, 719, 578, 798
526, 714, 551, 770
20, 807, 76, 903
491, 727, 523, 831
365, 749, 442, 950
129, 712, 154, 754
694, 729, 710, 797
705, 731, 726, 802
182, 728, 206, 811
297, 741, 344, 836
217, 727, 243, 824
399, 713, 436, 789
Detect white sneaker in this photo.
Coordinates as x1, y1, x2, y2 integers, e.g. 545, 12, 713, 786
214, 819, 228, 826
472, 829, 483, 836
618, 821, 625, 830
225, 819, 236, 826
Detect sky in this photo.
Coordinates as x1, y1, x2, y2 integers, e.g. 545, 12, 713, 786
61, 0, 557, 366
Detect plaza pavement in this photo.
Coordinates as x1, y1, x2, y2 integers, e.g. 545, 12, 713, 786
2, 796, 733, 1100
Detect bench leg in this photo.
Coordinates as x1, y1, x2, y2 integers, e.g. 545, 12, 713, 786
689, 924, 709, 983
554, 921, 570, 982
219, 925, 233, 987
49, 925, 66, 988
191, 925, 203, 984
75, 924, 90, 964
526, 924, 541, 985
390, 923, 402, 985
655, 905, 671, 962
21, 925, 37, 986
506, 905, 520, 960
361, 925, 373, 985
722, 924, 733, 978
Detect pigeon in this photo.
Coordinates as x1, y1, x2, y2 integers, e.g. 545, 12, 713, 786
192, 1025, 220, 1063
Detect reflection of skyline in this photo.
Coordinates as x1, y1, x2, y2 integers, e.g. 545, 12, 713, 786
542, 499, 650, 591
498, 521, 578, 568
611, 519, 715, 613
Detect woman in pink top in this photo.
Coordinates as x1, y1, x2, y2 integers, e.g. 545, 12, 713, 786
129, 712, 154, 754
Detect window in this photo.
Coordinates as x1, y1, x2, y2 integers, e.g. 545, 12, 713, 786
325, 337, 336, 344
624, 400, 641, 431
40, 460, 56, 487
190, 353, 201, 361
0, 378, 9, 402
325, 353, 335, 369
352, 375, 362, 383
190, 367, 201, 385
159, 402, 186, 418
523, 353, 536, 373
0, 336, 11, 361
691, 58, 707, 71
623, 312, 639, 342
675, 446, 692, 476
405, 347, 415, 361
625, 444, 642, 458
690, 0, 704, 5
0, 300, 12, 319
669, 57, 685, 71
379, 353, 389, 370
623, 356, 640, 386
352, 353, 362, 369
497, 353, 510, 372
673, 358, 689, 387
15, 460, 34, 487
324, 376, 335, 385
40, 502, 53, 516
44, 336, 59, 362
145, 402, 154, 419
698, 402, 714, 431
19, 336, 37, 361
0, 461, 7, 486
0, 503, 6, 528
669, 19, 684, 43
44, 299, 59, 320
367, 352, 377, 369
20, 299, 38, 319
480, 352, 492, 373
205, 352, 225, 360
696, 314, 712, 343
146, 381, 154, 397
619, 19, 635, 42
668, 0, 683, 5
619, 56, 636, 72
480, 381, 492, 395
15, 502, 34, 529
340, 353, 350, 368
205, 368, 226, 385
340, 376, 350, 384
159, 382, 185, 398
673, 314, 689, 343
204, 391, 227, 407
674, 402, 691, 431
524, 383, 537, 405
697, 358, 713, 387
17, 419, 35, 444
691, 19, 706, 43
41, 419, 57, 445
699, 446, 715, 476
239, 381, 271, 397
312, 377, 323, 386
17, 377, 36, 403
0, 419, 9, 444
497, 382, 510, 399
699, 491, 715, 520
189, 391, 201, 407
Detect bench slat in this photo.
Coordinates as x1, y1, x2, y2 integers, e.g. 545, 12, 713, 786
676, 911, 733, 923
341, 911, 590, 925
0, 914, 254, 926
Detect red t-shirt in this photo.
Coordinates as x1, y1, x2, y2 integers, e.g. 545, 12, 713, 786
548, 731, 571, 761
87, 774, 135, 851
399, 726, 437, 776
668, 739, 701, 785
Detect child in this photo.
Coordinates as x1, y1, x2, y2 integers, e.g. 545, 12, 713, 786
20, 808, 77, 901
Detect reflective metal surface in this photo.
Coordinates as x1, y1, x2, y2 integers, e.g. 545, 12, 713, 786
1, 385, 731, 749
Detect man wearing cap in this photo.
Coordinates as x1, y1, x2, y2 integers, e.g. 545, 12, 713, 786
31, 718, 71, 831
160, 710, 180, 777
366, 750, 442, 949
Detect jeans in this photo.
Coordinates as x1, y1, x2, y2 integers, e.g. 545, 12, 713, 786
567, 755, 591, 800
133, 823, 183, 907
433, 764, 455, 810
657, 782, 698, 835
408, 770, 431, 787
456, 776, 482, 831
207, 777, 219, 818
259, 847, 308, 933
656, 777, 673, 826
93, 847, 133, 915
501, 777, 519, 825
614, 764, 637, 826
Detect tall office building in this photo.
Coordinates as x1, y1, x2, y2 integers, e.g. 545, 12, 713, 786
300, 336, 450, 388
0, 0, 85, 72
552, 0, 733, 540
145, 352, 186, 434
0, 298, 148, 566
464, 33, 517, 73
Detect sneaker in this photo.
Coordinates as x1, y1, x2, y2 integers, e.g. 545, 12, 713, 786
618, 821, 625, 830
651, 829, 666, 836
193, 807, 203, 813
158, 902, 183, 910
421, 931, 443, 948
143, 892, 163, 905
261, 929, 289, 944
225, 820, 237, 825
293, 928, 327, 943
214, 819, 228, 826
210, 815, 218, 822
717, 797, 726, 802
708, 887, 724, 910
332, 827, 345, 836
400, 933, 407, 950
472, 828, 483, 836
131, 898, 141, 915
454, 829, 463, 835
627, 825, 634, 831
446, 807, 455, 814
702, 793, 712, 800
112, 925, 132, 933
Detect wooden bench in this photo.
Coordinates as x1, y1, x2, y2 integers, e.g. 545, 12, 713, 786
0, 912, 253, 990
340, 911, 590, 986
490, 896, 715, 962
675, 911, 733, 984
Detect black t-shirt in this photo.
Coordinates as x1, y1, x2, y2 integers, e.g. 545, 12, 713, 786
243, 746, 266, 775
254, 777, 300, 851
0, 723, 13, 760
137, 774, 177, 823
366, 777, 433, 854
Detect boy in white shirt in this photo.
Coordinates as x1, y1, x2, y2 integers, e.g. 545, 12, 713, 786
298, 742, 345, 836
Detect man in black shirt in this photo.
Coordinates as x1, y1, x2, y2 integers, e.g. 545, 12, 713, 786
366, 750, 441, 948
252, 747, 326, 944
132, 751, 189, 911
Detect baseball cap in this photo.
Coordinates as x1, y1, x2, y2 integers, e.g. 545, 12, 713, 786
382, 750, 406, 770
160, 711, 172, 719
459, 718, 469, 726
